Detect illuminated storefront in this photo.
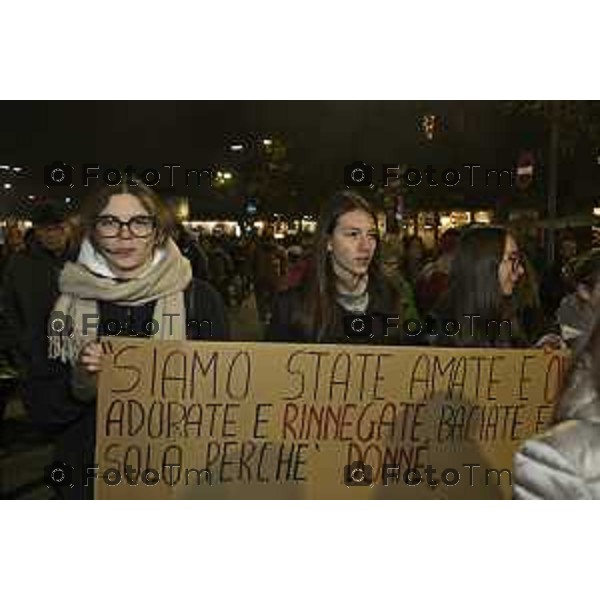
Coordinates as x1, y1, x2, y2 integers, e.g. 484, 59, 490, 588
184, 220, 241, 237
396, 209, 494, 248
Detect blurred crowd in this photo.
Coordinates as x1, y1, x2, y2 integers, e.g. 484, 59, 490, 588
1, 200, 594, 351
2, 185, 600, 499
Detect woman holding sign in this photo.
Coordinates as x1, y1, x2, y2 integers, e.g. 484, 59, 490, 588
267, 190, 407, 344
48, 180, 229, 498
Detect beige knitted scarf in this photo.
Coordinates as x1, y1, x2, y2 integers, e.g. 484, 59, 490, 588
48, 237, 192, 369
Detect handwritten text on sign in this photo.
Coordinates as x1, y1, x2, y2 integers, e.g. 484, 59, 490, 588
95, 340, 568, 499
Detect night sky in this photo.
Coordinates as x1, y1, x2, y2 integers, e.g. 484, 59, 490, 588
0, 100, 595, 217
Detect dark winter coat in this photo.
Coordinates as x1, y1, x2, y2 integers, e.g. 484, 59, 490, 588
267, 277, 407, 345
1, 240, 81, 432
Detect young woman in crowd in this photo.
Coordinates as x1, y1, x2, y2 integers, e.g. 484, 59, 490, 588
427, 225, 526, 347
267, 190, 407, 344
49, 181, 229, 498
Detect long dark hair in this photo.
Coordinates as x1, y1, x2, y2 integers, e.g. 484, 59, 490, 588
438, 226, 512, 343
292, 191, 387, 341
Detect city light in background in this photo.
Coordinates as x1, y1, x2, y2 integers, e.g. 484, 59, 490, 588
420, 114, 437, 140
214, 170, 234, 185
0, 164, 28, 199
1, 104, 600, 248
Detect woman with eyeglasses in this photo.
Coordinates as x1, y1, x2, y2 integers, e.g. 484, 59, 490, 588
48, 181, 229, 498
426, 226, 526, 347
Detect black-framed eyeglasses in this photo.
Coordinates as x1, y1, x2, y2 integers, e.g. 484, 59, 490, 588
94, 215, 156, 238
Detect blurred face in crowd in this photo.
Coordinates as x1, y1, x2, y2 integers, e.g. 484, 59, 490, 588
93, 193, 157, 278
407, 238, 424, 262
498, 234, 524, 296
327, 209, 378, 282
35, 221, 69, 256
262, 224, 274, 240
6, 226, 25, 252
381, 254, 400, 279
561, 238, 577, 260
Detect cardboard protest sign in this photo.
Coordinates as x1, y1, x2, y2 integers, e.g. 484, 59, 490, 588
94, 339, 568, 499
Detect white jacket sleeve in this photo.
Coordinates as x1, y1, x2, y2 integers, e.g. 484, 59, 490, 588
514, 353, 600, 499
513, 428, 595, 500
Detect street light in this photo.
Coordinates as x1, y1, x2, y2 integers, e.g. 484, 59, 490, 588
420, 115, 437, 140
3, 183, 12, 190
262, 138, 272, 146
174, 197, 189, 220
230, 144, 244, 152
214, 169, 233, 185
